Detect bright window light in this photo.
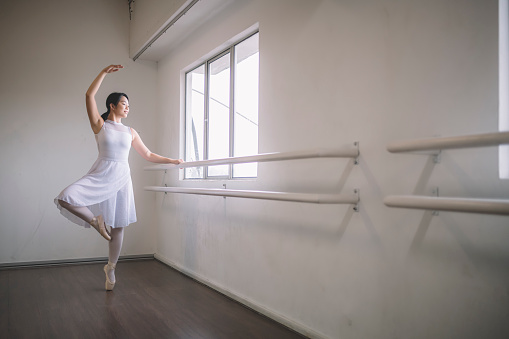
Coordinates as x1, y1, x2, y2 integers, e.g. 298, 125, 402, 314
233, 33, 259, 178
185, 65, 205, 179
500, 0, 509, 179
184, 32, 259, 179
208, 52, 231, 177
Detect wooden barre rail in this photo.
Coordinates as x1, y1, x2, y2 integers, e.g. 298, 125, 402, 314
384, 195, 509, 216
387, 131, 509, 153
385, 131, 509, 216
145, 186, 360, 205
145, 145, 359, 171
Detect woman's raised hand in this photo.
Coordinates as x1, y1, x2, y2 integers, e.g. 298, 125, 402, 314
86, 64, 124, 134
102, 64, 124, 74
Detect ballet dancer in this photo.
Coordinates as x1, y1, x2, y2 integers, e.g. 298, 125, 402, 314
55, 64, 182, 291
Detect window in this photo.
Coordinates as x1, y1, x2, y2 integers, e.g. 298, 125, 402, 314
500, 0, 509, 179
184, 32, 259, 179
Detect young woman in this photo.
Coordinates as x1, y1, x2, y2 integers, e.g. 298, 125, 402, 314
55, 64, 182, 291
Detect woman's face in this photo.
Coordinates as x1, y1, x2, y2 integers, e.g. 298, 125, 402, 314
111, 96, 129, 118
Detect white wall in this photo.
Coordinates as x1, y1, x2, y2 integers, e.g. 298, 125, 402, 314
0, 0, 158, 264
153, 0, 509, 338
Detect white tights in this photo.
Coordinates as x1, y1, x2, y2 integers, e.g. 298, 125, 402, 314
58, 200, 124, 268
106, 227, 123, 283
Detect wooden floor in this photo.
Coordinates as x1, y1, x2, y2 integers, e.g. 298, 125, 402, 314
0, 259, 306, 339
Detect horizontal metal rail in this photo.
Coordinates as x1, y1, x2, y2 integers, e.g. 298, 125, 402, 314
132, 0, 200, 61
145, 145, 359, 171
145, 186, 359, 204
384, 195, 509, 216
387, 131, 509, 153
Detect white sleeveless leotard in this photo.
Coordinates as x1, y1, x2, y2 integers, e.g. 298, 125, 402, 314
55, 120, 137, 228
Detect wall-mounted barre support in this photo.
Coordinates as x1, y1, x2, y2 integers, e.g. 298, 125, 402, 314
384, 195, 509, 216
387, 131, 509, 153
145, 186, 360, 206
145, 144, 359, 171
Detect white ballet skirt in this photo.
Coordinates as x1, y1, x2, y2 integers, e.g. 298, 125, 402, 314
55, 120, 137, 228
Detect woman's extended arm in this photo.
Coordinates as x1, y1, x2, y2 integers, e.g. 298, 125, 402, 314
131, 128, 183, 164
86, 65, 123, 134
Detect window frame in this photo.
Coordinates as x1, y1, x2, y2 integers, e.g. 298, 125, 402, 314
184, 31, 259, 180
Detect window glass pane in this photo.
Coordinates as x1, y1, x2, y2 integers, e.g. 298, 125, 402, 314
233, 33, 259, 177
208, 53, 231, 177
185, 65, 205, 178
500, 0, 509, 179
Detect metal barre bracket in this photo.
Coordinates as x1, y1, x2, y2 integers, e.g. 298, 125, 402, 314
353, 189, 359, 212
354, 142, 359, 165
431, 187, 439, 215
433, 150, 441, 164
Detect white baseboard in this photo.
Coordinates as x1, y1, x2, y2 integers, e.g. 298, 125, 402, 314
154, 253, 329, 339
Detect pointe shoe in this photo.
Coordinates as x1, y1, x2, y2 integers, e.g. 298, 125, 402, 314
104, 263, 116, 291
91, 215, 111, 241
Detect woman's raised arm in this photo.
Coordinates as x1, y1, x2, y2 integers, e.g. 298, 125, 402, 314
86, 65, 123, 134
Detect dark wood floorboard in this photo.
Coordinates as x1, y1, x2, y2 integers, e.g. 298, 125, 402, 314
0, 260, 306, 339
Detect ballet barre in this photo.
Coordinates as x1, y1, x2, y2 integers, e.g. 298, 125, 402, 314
144, 144, 359, 171
144, 187, 359, 205
144, 144, 359, 207
385, 131, 509, 216
386, 131, 509, 153
384, 195, 509, 216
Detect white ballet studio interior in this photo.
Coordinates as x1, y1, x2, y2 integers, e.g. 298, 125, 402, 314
0, 0, 508, 338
